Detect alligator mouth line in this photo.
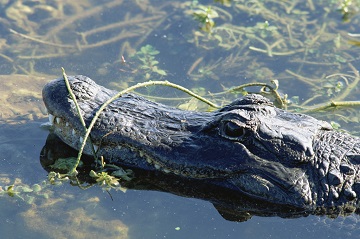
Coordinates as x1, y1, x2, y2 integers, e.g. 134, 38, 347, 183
47, 113, 236, 179
47, 113, 97, 150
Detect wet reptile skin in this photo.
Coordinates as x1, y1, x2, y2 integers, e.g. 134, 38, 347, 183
42, 75, 360, 209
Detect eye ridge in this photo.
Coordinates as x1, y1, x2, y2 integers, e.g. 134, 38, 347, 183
223, 121, 246, 138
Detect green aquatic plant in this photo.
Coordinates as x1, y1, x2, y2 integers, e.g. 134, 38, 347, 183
132, 45, 167, 79
4, 185, 17, 197
102, 164, 134, 181
89, 170, 120, 188
89, 169, 130, 192
49, 157, 83, 172
47, 171, 70, 186
214, 0, 232, 7
337, 0, 359, 22
252, 21, 279, 39
192, 5, 219, 33
0, 180, 51, 204
321, 81, 344, 97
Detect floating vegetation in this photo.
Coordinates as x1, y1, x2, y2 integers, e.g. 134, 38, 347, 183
90, 170, 120, 187
47, 171, 70, 186
0, 178, 52, 204
89, 170, 125, 192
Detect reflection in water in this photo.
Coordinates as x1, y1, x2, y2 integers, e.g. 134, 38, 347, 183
40, 133, 360, 223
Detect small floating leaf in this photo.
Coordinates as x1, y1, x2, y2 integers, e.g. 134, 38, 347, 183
42, 193, 49, 199
21, 186, 34, 193
32, 184, 42, 192
89, 170, 98, 178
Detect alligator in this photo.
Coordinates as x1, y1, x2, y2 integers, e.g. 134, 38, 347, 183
42, 75, 360, 211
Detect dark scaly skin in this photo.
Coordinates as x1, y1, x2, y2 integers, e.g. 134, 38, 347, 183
42, 75, 360, 209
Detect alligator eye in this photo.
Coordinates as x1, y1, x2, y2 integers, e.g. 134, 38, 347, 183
223, 121, 246, 138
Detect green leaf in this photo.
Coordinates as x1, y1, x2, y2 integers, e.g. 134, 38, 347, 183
154, 69, 167, 76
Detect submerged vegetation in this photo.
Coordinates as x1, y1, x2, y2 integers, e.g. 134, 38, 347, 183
130, 44, 167, 79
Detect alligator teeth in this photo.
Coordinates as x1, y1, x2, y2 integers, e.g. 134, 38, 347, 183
154, 164, 161, 170
48, 114, 54, 124
55, 117, 61, 124
79, 136, 84, 143
93, 144, 99, 152
163, 168, 170, 173
146, 158, 152, 164
66, 122, 69, 127
72, 129, 76, 136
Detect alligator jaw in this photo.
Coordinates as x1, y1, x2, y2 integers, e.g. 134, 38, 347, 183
47, 105, 315, 206
47, 109, 250, 178
42, 75, 256, 178
47, 112, 99, 154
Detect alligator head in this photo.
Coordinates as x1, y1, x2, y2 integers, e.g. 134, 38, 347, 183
42, 75, 360, 209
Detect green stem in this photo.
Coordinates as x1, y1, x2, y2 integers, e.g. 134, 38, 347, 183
332, 63, 360, 102
300, 101, 360, 113
226, 81, 285, 108
62, 68, 97, 174
62, 68, 87, 128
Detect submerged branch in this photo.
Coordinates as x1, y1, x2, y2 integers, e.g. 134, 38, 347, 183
10, 29, 74, 48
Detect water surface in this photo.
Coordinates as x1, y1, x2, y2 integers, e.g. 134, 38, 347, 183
0, 0, 360, 238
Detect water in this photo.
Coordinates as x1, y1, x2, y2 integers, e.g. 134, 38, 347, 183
0, 0, 360, 238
